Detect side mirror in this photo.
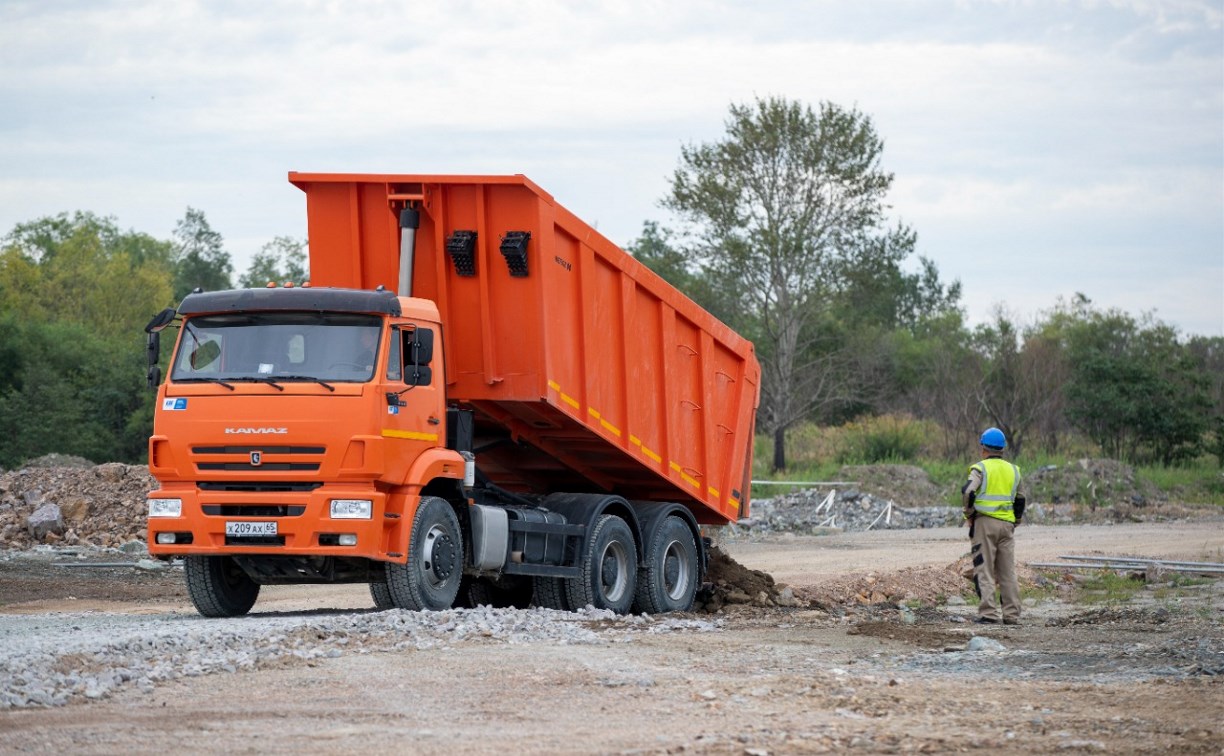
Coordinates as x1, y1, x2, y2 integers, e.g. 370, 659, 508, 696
402, 328, 435, 387
146, 364, 162, 390
409, 328, 434, 365
145, 307, 177, 334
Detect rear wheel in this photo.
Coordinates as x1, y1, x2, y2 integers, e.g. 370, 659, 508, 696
566, 515, 637, 614
386, 496, 465, 611
184, 556, 260, 617
632, 516, 698, 613
532, 576, 574, 611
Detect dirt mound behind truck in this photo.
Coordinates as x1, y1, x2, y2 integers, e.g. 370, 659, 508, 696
0, 462, 153, 550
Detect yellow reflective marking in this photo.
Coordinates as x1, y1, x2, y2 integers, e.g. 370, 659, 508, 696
547, 379, 580, 409
641, 446, 662, 463
708, 486, 720, 498
669, 461, 682, 472
381, 429, 439, 442
600, 419, 622, 437
629, 435, 641, 446
729, 499, 740, 511
588, 407, 600, 418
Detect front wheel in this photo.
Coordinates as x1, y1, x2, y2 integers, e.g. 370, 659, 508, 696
184, 556, 260, 617
386, 496, 465, 611
566, 515, 637, 614
632, 516, 698, 613
369, 562, 394, 610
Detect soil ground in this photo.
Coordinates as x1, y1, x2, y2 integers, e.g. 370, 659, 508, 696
1, 521, 1222, 754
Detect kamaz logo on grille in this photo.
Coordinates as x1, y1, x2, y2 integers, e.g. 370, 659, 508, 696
250, 451, 263, 466
224, 428, 288, 434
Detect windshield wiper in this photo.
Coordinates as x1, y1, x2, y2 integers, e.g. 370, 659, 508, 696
174, 377, 236, 390
230, 376, 285, 391
272, 375, 336, 392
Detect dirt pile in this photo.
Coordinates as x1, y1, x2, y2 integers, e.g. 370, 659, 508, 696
836, 464, 947, 506
795, 562, 969, 608
695, 546, 796, 612
0, 460, 153, 550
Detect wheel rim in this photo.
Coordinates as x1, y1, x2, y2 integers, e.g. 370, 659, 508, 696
599, 539, 630, 603
661, 539, 691, 601
421, 524, 457, 589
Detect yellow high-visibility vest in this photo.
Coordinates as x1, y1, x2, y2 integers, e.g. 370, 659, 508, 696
969, 458, 1020, 523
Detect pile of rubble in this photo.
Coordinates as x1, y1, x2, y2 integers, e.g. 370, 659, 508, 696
0, 458, 153, 550
734, 487, 959, 537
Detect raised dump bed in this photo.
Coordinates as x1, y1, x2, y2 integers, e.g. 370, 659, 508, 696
290, 173, 760, 524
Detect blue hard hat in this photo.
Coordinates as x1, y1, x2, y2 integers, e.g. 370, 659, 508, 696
980, 427, 1007, 450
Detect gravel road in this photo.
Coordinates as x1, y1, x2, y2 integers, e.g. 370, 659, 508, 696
1, 521, 1221, 754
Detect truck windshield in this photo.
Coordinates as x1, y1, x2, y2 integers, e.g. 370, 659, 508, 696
171, 312, 382, 383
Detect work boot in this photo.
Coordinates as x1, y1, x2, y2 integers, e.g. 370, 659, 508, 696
1003, 618, 1021, 625
973, 617, 999, 624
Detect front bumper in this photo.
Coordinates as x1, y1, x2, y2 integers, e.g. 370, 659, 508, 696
146, 485, 404, 561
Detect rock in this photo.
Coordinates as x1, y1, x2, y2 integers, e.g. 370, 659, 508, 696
120, 539, 148, 555
775, 586, 802, 608
60, 496, 90, 524
725, 590, 752, 604
966, 636, 1007, 652
95, 463, 128, 483
26, 503, 64, 540
135, 559, 166, 572
946, 595, 967, 606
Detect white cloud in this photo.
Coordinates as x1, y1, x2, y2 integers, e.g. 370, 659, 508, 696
0, 0, 1220, 335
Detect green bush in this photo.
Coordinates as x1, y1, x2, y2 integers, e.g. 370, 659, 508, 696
836, 414, 935, 463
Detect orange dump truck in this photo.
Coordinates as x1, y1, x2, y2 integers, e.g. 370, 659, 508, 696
144, 173, 759, 617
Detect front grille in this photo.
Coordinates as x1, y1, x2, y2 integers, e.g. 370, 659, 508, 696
192, 445, 326, 475
197, 462, 320, 472
198, 482, 322, 493
193, 445, 325, 455
202, 505, 306, 517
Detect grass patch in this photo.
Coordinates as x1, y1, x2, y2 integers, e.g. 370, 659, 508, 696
1135, 462, 1224, 506
1074, 570, 1146, 605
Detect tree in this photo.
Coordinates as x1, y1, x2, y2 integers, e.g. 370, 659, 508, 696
665, 97, 920, 471
1, 212, 173, 339
1047, 296, 1209, 464
972, 311, 1069, 457
239, 235, 308, 288
172, 207, 232, 300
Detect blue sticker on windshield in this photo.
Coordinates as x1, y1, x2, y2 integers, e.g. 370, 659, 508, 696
163, 398, 188, 411
387, 405, 399, 415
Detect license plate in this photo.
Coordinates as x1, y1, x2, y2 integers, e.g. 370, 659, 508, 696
225, 521, 278, 537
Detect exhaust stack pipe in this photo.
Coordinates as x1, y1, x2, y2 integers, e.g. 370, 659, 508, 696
397, 207, 420, 297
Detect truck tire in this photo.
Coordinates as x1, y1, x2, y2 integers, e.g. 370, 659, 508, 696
566, 514, 637, 614
386, 496, 464, 611
369, 562, 394, 610
632, 516, 698, 613
184, 555, 260, 617
532, 577, 574, 610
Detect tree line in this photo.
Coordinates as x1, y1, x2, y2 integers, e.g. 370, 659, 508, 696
0, 210, 306, 469
0, 96, 1219, 471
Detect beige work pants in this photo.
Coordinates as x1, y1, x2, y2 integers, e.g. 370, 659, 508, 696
972, 514, 1020, 622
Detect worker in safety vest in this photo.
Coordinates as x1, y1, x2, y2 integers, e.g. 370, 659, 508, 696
962, 427, 1025, 625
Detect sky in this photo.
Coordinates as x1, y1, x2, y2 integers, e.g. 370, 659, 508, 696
1, 0, 1221, 337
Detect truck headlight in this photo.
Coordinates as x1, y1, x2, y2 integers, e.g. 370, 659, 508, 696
148, 498, 182, 518
330, 499, 373, 519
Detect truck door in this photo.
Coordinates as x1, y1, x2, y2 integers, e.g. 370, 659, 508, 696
380, 324, 445, 456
